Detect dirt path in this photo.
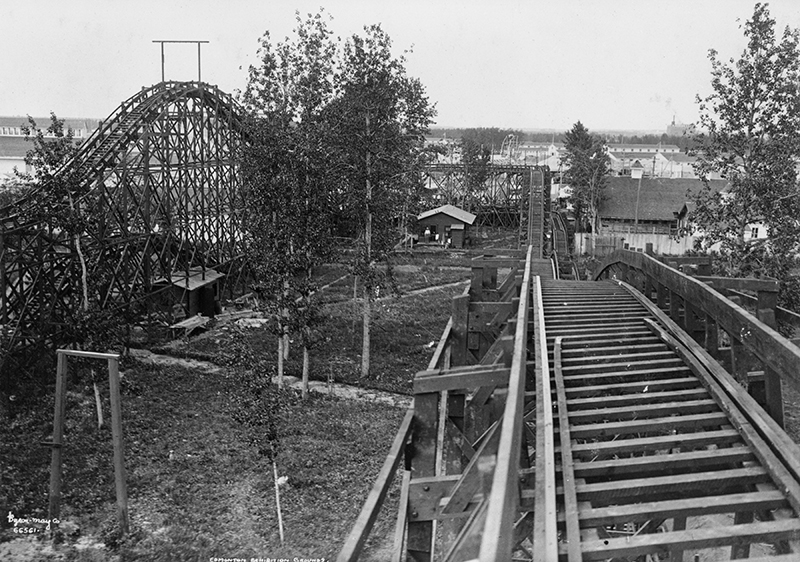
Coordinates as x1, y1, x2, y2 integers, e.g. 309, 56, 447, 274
128, 349, 411, 408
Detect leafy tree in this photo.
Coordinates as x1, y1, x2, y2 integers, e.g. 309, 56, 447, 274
326, 24, 435, 378
8, 115, 124, 412
561, 121, 610, 254
241, 11, 339, 393
687, 3, 800, 308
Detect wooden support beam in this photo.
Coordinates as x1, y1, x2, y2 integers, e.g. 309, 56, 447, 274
391, 470, 411, 562
441, 421, 500, 515
414, 366, 510, 394
108, 357, 129, 535
704, 313, 720, 359
48, 352, 68, 523
657, 282, 667, 310
407, 393, 439, 562
757, 303, 785, 428
451, 295, 470, 367
576, 520, 800, 561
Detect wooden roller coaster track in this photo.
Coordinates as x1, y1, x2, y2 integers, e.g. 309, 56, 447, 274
339, 245, 800, 561
0, 81, 249, 362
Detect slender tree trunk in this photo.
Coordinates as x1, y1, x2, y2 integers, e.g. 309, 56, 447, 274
361, 112, 372, 378
71, 198, 103, 427
273, 460, 285, 545
282, 279, 290, 360
302, 344, 309, 400
351, 274, 358, 343
277, 327, 284, 388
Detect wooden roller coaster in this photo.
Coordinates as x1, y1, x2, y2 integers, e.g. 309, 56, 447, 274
0, 81, 248, 365
339, 184, 800, 561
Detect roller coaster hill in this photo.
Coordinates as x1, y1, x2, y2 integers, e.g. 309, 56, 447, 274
0, 79, 550, 391
339, 178, 800, 559
0, 81, 249, 386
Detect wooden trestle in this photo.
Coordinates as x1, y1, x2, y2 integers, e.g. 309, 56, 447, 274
339, 248, 800, 562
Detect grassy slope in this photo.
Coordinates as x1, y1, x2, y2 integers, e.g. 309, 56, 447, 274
1, 361, 406, 561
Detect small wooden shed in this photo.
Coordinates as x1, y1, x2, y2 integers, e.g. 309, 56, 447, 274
154, 267, 224, 318
417, 204, 477, 248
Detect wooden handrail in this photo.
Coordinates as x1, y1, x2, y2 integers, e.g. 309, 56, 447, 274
479, 245, 535, 560
594, 249, 800, 391
428, 317, 453, 371
726, 289, 800, 330
337, 408, 415, 562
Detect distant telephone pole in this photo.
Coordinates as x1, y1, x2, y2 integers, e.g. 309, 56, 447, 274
152, 40, 209, 82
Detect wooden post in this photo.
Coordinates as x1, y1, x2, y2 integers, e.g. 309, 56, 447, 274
657, 283, 667, 311
704, 314, 720, 360
618, 263, 629, 283
108, 357, 130, 534
407, 392, 439, 562
669, 290, 681, 326
441, 392, 466, 552
470, 265, 483, 300
644, 275, 654, 302
757, 290, 784, 427
684, 300, 703, 344
482, 266, 498, 301
48, 352, 68, 522
452, 295, 470, 367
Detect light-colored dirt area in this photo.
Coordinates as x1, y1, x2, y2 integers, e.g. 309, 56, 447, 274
128, 348, 411, 408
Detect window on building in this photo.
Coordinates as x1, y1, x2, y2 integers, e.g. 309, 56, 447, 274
751, 227, 759, 238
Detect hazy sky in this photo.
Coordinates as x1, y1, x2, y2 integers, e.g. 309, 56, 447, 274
2, 0, 799, 132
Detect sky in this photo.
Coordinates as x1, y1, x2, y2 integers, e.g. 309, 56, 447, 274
2, 0, 799, 132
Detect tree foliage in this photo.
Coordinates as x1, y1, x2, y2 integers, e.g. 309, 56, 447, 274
688, 3, 800, 304
325, 23, 435, 377
241, 14, 435, 380
241, 11, 340, 386
561, 121, 610, 234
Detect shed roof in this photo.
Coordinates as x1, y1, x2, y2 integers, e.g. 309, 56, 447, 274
418, 204, 476, 225
599, 177, 727, 222
155, 267, 224, 291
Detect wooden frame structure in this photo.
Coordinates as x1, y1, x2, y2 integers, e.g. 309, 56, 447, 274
47, 349, 128, 534
422, 164, 548, 229
0, 81, 248, 369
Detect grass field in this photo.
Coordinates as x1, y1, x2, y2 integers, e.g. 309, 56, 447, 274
0, 360, 407, 561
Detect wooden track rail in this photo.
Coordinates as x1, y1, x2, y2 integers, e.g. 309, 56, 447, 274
341, 248, 800, 561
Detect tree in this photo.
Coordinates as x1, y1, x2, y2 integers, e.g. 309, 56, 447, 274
327, 24, 435, 378
688, 3, 800, 304
561, 121, 610, 255
241, 11, 339, 393
13, 115, 123, 412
